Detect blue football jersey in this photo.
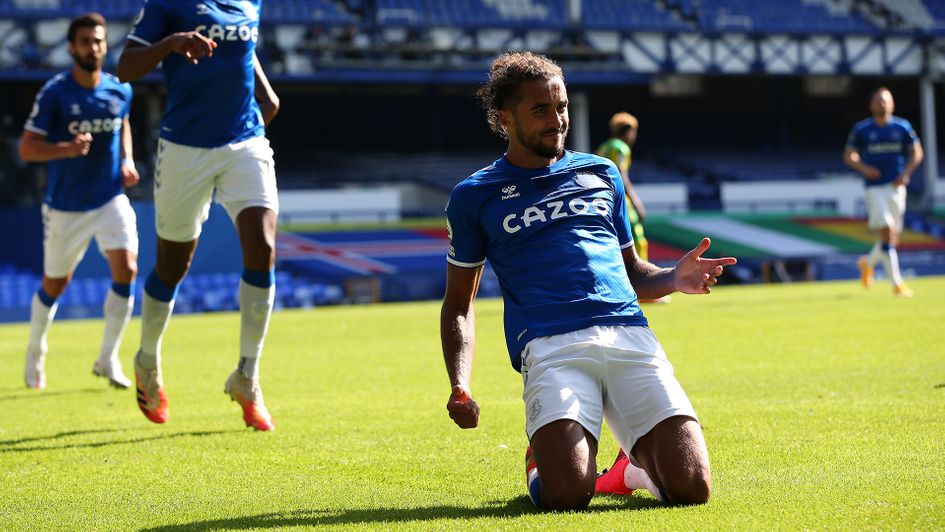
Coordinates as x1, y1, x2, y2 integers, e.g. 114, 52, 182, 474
24, 71, 132, 211
446, 150, 648, 371
846, 117, 919, 186
128, 0, 264, 148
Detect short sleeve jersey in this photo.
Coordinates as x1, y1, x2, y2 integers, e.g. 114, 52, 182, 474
595, 137, 632, 175
128, 0, 264, 148
845, 117, 920, 186
445, 150, 648, 371
24, 71, 132, 211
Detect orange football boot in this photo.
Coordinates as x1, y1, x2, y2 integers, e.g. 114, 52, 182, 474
134, 351, 168, 424
224, 370, 275, 431
596, 448, 634, 495
857, 256, 873, 289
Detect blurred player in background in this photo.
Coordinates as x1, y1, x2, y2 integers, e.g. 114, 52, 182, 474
442, 51, 735, 510
21, 13, 139, 390
597, 112, 669, 304
117, 0, 280, 430
844, 87, 923, 297
596, 112, 648, 260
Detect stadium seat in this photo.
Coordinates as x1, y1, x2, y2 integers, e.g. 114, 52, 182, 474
695, 0, 875, 34
274, 25, 307, 51
35, 18, 68, 47
0, 21, 27, 67
582, 0, 691, 31
45, 43, 71, 67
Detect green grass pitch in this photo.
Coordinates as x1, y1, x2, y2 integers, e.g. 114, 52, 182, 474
1, 277, 944, 529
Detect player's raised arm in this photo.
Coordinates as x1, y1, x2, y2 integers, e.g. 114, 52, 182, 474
441, 263, 483, 429
19, 130, 91, 162
622, 244, 674, 300
254, 53, 280, 126
120, 116, 139, 188
117, 33, 217, 82
624, 237, 735, 298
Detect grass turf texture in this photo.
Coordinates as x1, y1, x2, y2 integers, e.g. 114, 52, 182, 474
1, 277, 944, 529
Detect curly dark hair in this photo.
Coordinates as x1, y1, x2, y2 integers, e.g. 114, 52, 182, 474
476, 51, 564, 139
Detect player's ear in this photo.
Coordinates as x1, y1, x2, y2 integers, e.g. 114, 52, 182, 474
498, 108, 513, 136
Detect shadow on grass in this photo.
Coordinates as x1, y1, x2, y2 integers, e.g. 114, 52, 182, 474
0, 387, 111, 402
142, 495, 662, 530
0, 428, 121, 447
0, 429, 236, 454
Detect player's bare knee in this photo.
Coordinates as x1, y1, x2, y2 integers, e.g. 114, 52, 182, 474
155, 239, 197, 284
660, 462, 711, 505
250, 239, 275, 261
666, 475, 711, 506
113, 262, 137, 283
541, 477, 594, 511
156, 262, 190, 285
241, 239, 274, 269
42, 277, 69, 298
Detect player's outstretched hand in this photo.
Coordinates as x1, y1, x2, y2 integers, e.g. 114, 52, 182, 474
674, 237, 736, 294
68, 133, 92, 158
446, 384, 479, 429
170, 32, 217, 64
121, 161, 140, 188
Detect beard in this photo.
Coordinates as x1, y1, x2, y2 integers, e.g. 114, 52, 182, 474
515, 121, 568, 159
71, 51, 102, 73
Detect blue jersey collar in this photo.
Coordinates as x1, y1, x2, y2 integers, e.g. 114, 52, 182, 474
495, 150, 574, 179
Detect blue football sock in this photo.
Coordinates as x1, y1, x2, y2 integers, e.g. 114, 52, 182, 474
37, 287, 57, 307
144, 271, 178, 303
528, 472, 542, 508
111, 281, 134, 298
241, 267, 275, 289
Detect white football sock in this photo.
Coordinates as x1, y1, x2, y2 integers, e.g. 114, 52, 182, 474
238, 280, 275, 379
624, 461, 664, 501
866, 241, 883, 268
27, 292, 58, 354
885, 246, 904, 286
138, 292, 174, 369
98, 289, 134, 362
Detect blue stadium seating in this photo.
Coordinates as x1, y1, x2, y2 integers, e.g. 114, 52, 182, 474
0, 0, 358, 24
694, 0, 876, 34
0, 264, 345, 322
374, 0, 568, 28
0, 0, 914, 33
582, 0, 691, 31
0, 0, 140, 20
677, 151, 850, 182
0, 0, 894, 84
923, 0, 945, 34
262, 0, 358, 24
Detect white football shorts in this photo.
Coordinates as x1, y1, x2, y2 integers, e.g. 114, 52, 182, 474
521, 325, 698, 452
865, 183, 906, 231
42, 194, 138, 278
154, 135, 279, 242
